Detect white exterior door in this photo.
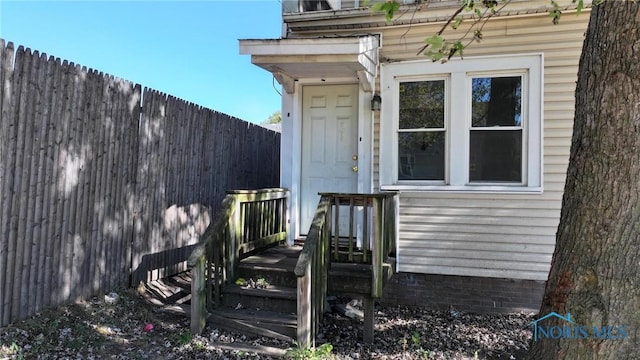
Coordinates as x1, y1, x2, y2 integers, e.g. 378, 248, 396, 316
300, 84, 359, 234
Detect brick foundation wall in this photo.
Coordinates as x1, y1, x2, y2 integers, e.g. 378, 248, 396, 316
381, 273, 545, 314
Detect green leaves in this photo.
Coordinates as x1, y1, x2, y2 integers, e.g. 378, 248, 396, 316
369, 0, 593, 62
422, 36, 465, 62
575, 0, 584, 15
452, 16, 464, 30
425, 35, 444, 49
423, 35, 445, 61
555, 0, 591, 25
550, 0, 562, 24
371, 0, 400, 22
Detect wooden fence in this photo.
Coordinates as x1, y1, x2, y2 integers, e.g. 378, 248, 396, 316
0, 40, 280, 326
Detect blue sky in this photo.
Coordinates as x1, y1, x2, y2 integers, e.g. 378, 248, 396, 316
0, 0, 283, 124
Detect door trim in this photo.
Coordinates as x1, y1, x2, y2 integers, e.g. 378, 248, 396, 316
287, 79, 373, 240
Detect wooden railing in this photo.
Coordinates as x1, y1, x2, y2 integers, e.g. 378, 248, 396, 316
295, 192, 398, 347
320, 192, 398, 297
294, 195, 332, 348
188, 188, 289, 334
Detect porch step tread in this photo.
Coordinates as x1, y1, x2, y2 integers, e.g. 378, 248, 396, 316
212, 307, 297, 325
208, 309, 295, 343
239, 258, 298, 271
241, 245, 302, 261
239, 264, 296, 273
329, 262, 375, 278
222, 284, 297, 300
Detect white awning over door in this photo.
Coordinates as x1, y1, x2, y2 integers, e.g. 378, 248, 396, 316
239, 35, 379, 93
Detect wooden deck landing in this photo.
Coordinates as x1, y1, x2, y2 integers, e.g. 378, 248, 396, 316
240, 245, 302, 269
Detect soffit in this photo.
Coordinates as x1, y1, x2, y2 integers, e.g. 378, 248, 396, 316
239, 36, 379, 93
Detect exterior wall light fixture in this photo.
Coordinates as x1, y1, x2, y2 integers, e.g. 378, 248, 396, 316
371, 93, 382, 111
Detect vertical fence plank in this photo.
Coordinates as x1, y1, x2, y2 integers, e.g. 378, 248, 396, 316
60, 63, 78, 302
34, 55, 57, 311
10, 46, 32, 322
0, 42, 280, 324
0, 40, 9, 320
132, 87, 150, 285
74, 66, 92, 300
84, 69, 100, 296
48, 59, 70, 307
155, 93, 169, 279
79, 68, 94, 299
56, 59, 73, 303
103, 76, 117, 290
106, 78, 122, 290
0, 43, 17, 325
91, 74, 110, 294
26, 51, 48, 316
0, 40, 10, 325
115, 79, 132, 288
123, 83, 141, 286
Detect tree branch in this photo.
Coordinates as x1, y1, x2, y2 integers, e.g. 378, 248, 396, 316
415, 4, 466, 55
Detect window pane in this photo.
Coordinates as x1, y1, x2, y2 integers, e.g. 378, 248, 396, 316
469, 130, 522, 182
398, 132, 445, 180
472, 76, 522, 127
399, 80, 445, 129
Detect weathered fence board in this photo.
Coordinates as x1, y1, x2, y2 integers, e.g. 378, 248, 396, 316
130, 89, 279, 285
0, 40, 279, 326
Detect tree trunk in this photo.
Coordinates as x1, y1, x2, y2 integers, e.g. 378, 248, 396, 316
527, 2, 640, 359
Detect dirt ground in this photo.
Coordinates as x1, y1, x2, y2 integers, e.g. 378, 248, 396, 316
0, 288, 535, 359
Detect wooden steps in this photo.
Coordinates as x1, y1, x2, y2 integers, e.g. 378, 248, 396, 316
152, 244, 394, 344
236, 245, 300, 288
205, 245, 300, 341
222, 283, 297, 313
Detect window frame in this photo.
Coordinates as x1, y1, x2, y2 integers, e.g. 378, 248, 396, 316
396, 76, 450, 184
379, 54, 543, 193
466, 71, 527, 185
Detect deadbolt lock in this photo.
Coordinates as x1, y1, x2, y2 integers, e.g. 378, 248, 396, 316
352, 154, 358, 161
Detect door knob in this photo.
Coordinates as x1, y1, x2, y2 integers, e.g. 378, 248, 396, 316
352, 166, 358, 172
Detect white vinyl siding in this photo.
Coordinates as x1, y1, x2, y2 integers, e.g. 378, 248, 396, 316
380, 15, 586, 281
376, 14, 586, 281
289, 9, 588, 281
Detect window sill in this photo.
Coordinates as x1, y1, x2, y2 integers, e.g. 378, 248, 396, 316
380, 184, 543, 194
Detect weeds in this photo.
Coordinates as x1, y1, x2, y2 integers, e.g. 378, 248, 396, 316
399, 331, 434, 359
235, 277, 270, 289
285, 343, 334, 359
0, 342, 24, 359
176, 330, 193, 346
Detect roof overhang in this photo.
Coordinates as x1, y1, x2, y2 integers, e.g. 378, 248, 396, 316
239, 35, 379, 94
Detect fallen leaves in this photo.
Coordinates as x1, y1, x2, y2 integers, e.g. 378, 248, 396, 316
0, 290, 535, 359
